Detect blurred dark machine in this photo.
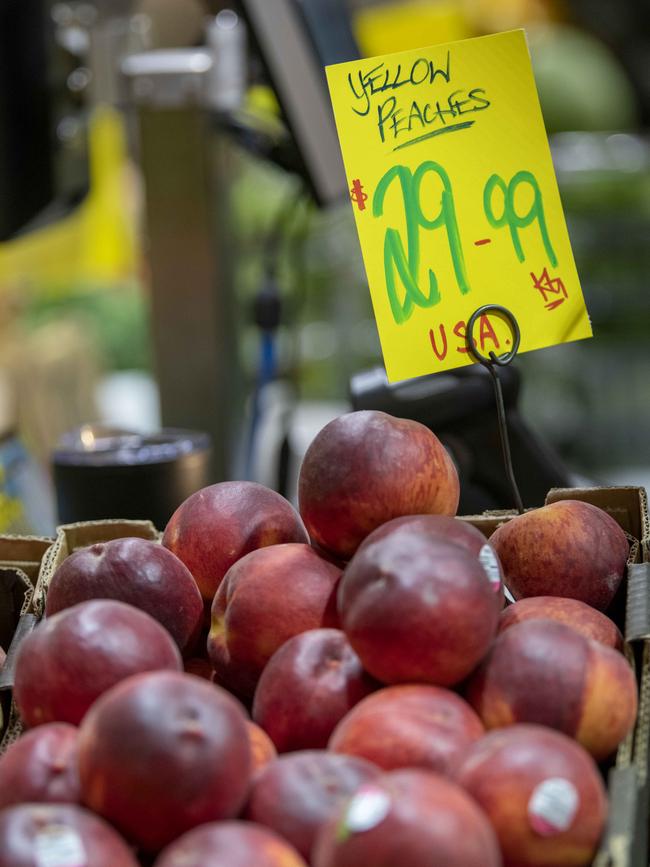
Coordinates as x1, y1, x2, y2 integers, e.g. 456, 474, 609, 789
236, 0, 359, 204
350, 365, 572, 513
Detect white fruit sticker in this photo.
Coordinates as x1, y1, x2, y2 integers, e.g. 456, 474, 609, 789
528, 778, 579, 836
34, 825, 87, 867
345, 786, 391, 833
479, 544, 502, 592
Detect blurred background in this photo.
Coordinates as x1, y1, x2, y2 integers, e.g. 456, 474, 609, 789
1, 0, 649, 533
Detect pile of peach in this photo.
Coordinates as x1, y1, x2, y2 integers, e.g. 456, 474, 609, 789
0, 410, 637, 867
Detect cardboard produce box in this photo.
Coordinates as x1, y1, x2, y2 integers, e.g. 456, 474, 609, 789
461, 487, 650, 867
1, 495, 649, 867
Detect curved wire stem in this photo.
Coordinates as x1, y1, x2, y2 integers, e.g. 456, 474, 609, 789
466, 305, 524, 515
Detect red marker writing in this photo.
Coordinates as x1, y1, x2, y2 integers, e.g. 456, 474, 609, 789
350, 179, 368, 211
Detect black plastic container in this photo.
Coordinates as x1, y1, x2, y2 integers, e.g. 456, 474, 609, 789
52, 426, 211, 530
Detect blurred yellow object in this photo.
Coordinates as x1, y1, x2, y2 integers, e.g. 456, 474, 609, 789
355, 1, 471, 56
0, 463, 23, 533
246, 84, 281, 119
462, 0, 559, 34
0, 106, 137, 293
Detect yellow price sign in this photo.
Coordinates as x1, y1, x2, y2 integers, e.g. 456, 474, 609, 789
326, 30, 592, 382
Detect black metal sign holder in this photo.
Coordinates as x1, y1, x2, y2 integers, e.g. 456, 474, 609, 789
466, 304, 525, 515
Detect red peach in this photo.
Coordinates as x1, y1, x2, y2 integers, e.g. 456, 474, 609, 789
0, 723, 81, 809
208, 544, 341, 699
312, 768, 502, 867
329, 684, 484, 775
153, 821, 307, 867
358, 514, 505, 607
338, 531, 498, 686
163, 481, 308, 602
15, 600, 182, 727
252, 629, 376, 752
489, 500, 629, 611
454, 725, 607, 867
298, 411, 459, 560
247, 721, 277, 775
499, 596, 623, 650
78, 671, 251, 852
0, 803, 138, 867
467, 619, 637, 760
246, 750, 380, 860
45, 537, 203, 653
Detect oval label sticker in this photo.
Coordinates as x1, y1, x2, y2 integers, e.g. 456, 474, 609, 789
345, 786, 391, 833
528, 777, 579, 836
34, 824, 87, 867
479, 543, 502, 592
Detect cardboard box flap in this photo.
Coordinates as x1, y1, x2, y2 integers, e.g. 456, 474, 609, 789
0, 535, 54, 584
0, 702, 22, 753
634, 643, 650, 790
593, 766, 645, 867
626, 564, 650, 643
57, 519, 158, 552
0, 567, 34, 743
0, 613, 37, 691
0, 568, 33, 652
459, 514, 510, 539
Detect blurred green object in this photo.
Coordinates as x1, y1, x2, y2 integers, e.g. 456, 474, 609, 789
519, 131, 650, 476
20, 284, 152, 373
528, 24, 638, 133
552, 132, 650, 215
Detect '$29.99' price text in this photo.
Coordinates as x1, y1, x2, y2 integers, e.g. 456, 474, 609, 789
360, 159, 559, 327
